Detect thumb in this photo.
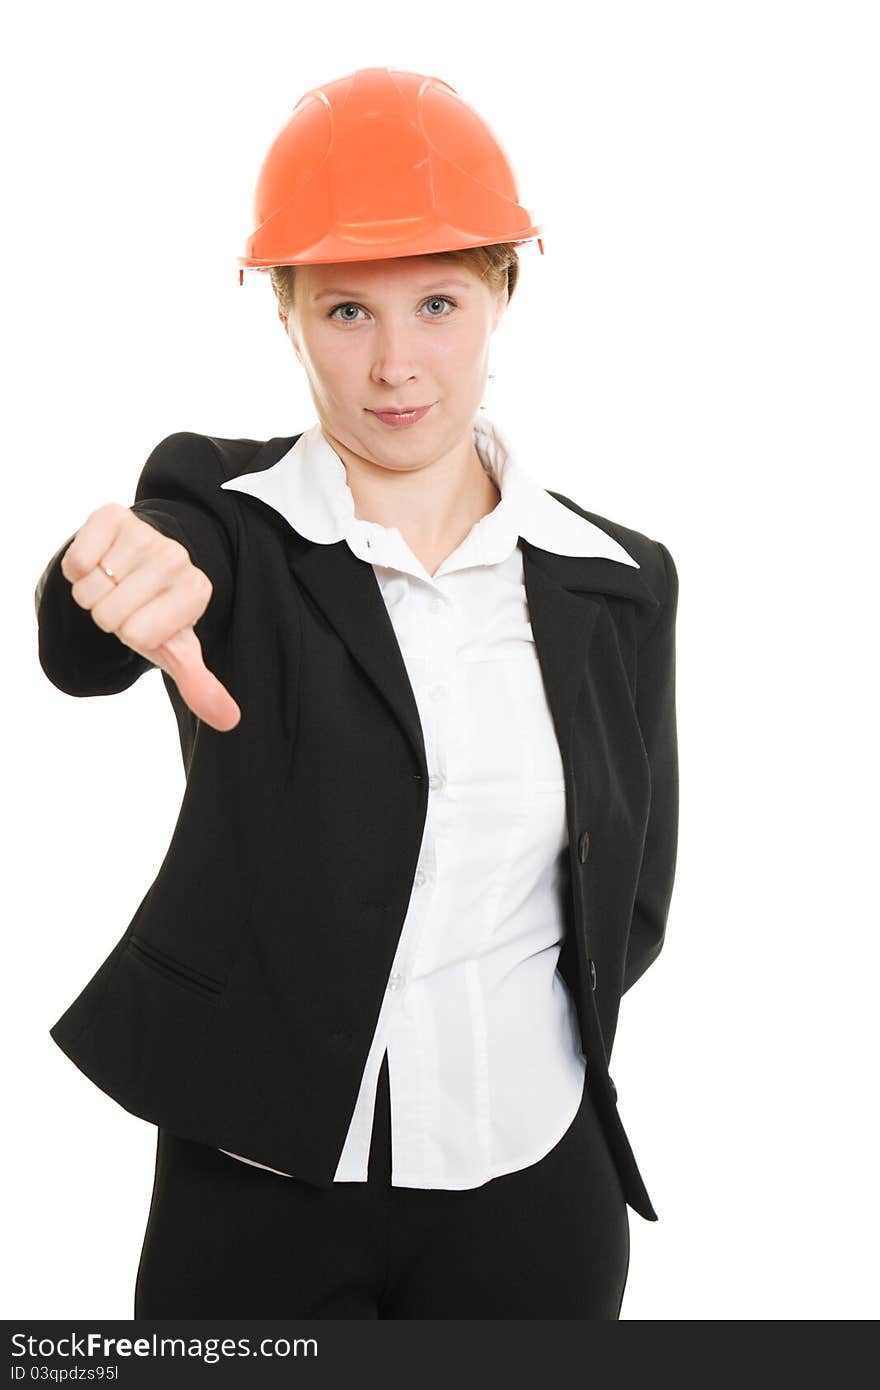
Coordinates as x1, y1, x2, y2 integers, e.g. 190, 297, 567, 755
150, 626, 241, 733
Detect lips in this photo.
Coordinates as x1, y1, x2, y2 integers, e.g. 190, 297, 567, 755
368, 404, 433, 427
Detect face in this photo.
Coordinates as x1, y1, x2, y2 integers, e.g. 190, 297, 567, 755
278, 254, 508, 475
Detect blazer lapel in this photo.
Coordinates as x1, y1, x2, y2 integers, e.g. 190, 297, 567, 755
284, 526, 660, 782
288, 537, 430, 774
520, 550, 602, 767
519, 542, 660, 763
223, 432, 662, 782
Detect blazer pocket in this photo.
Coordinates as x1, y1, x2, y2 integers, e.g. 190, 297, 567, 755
125, 932, 227, 1001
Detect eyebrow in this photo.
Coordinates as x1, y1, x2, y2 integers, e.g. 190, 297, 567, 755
311, 278, 472, 302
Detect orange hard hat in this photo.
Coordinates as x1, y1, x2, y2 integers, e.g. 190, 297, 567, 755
238, 66, 544, 283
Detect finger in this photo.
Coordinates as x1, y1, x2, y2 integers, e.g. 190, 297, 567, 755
87, 543, 195, 638
152, 627, 241, 732
93, 558, 207, 650
60, 503, 131, 585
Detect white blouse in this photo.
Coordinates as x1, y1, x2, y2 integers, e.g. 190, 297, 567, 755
217, 412, 639, 1188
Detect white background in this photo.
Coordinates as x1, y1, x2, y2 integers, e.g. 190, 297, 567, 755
4, 0, 878, 1320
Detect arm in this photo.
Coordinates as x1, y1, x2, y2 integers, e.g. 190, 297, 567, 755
34, 432, 237, 698
622, 538, 679, 994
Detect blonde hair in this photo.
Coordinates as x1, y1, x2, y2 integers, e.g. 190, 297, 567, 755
268, 243, 520, 318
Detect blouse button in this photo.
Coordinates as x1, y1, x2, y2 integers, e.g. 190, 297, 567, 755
578, 829, 591, 863
414, 869, 426, 887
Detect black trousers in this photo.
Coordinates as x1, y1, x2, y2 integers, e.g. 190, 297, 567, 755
134, 1054, 630, 1319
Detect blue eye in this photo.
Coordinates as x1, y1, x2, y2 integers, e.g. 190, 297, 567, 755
328, 295, 458, 322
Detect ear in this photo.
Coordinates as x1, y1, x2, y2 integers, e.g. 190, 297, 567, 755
278, 306, 305, 365
492, 286, 509, 330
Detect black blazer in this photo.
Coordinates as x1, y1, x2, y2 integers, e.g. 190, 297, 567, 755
35, 429, 679, 1222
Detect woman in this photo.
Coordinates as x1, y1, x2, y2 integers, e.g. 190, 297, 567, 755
35, 66, 679, 1319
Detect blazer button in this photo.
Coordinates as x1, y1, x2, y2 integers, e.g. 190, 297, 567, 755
578, 829, 590, 863
588, 958, 597, 990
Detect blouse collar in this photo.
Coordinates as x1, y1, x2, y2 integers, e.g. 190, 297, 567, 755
220, 412, 639, 574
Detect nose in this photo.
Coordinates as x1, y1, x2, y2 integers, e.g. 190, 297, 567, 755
370, 322, 424, 384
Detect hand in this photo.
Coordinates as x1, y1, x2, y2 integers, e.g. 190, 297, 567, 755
60, 502, 241, 732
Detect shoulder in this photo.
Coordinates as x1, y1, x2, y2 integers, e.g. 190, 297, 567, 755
137, 430, 271, 493
547, 489, 677, 612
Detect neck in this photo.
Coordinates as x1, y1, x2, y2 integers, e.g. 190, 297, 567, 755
322, 429, 503, 555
